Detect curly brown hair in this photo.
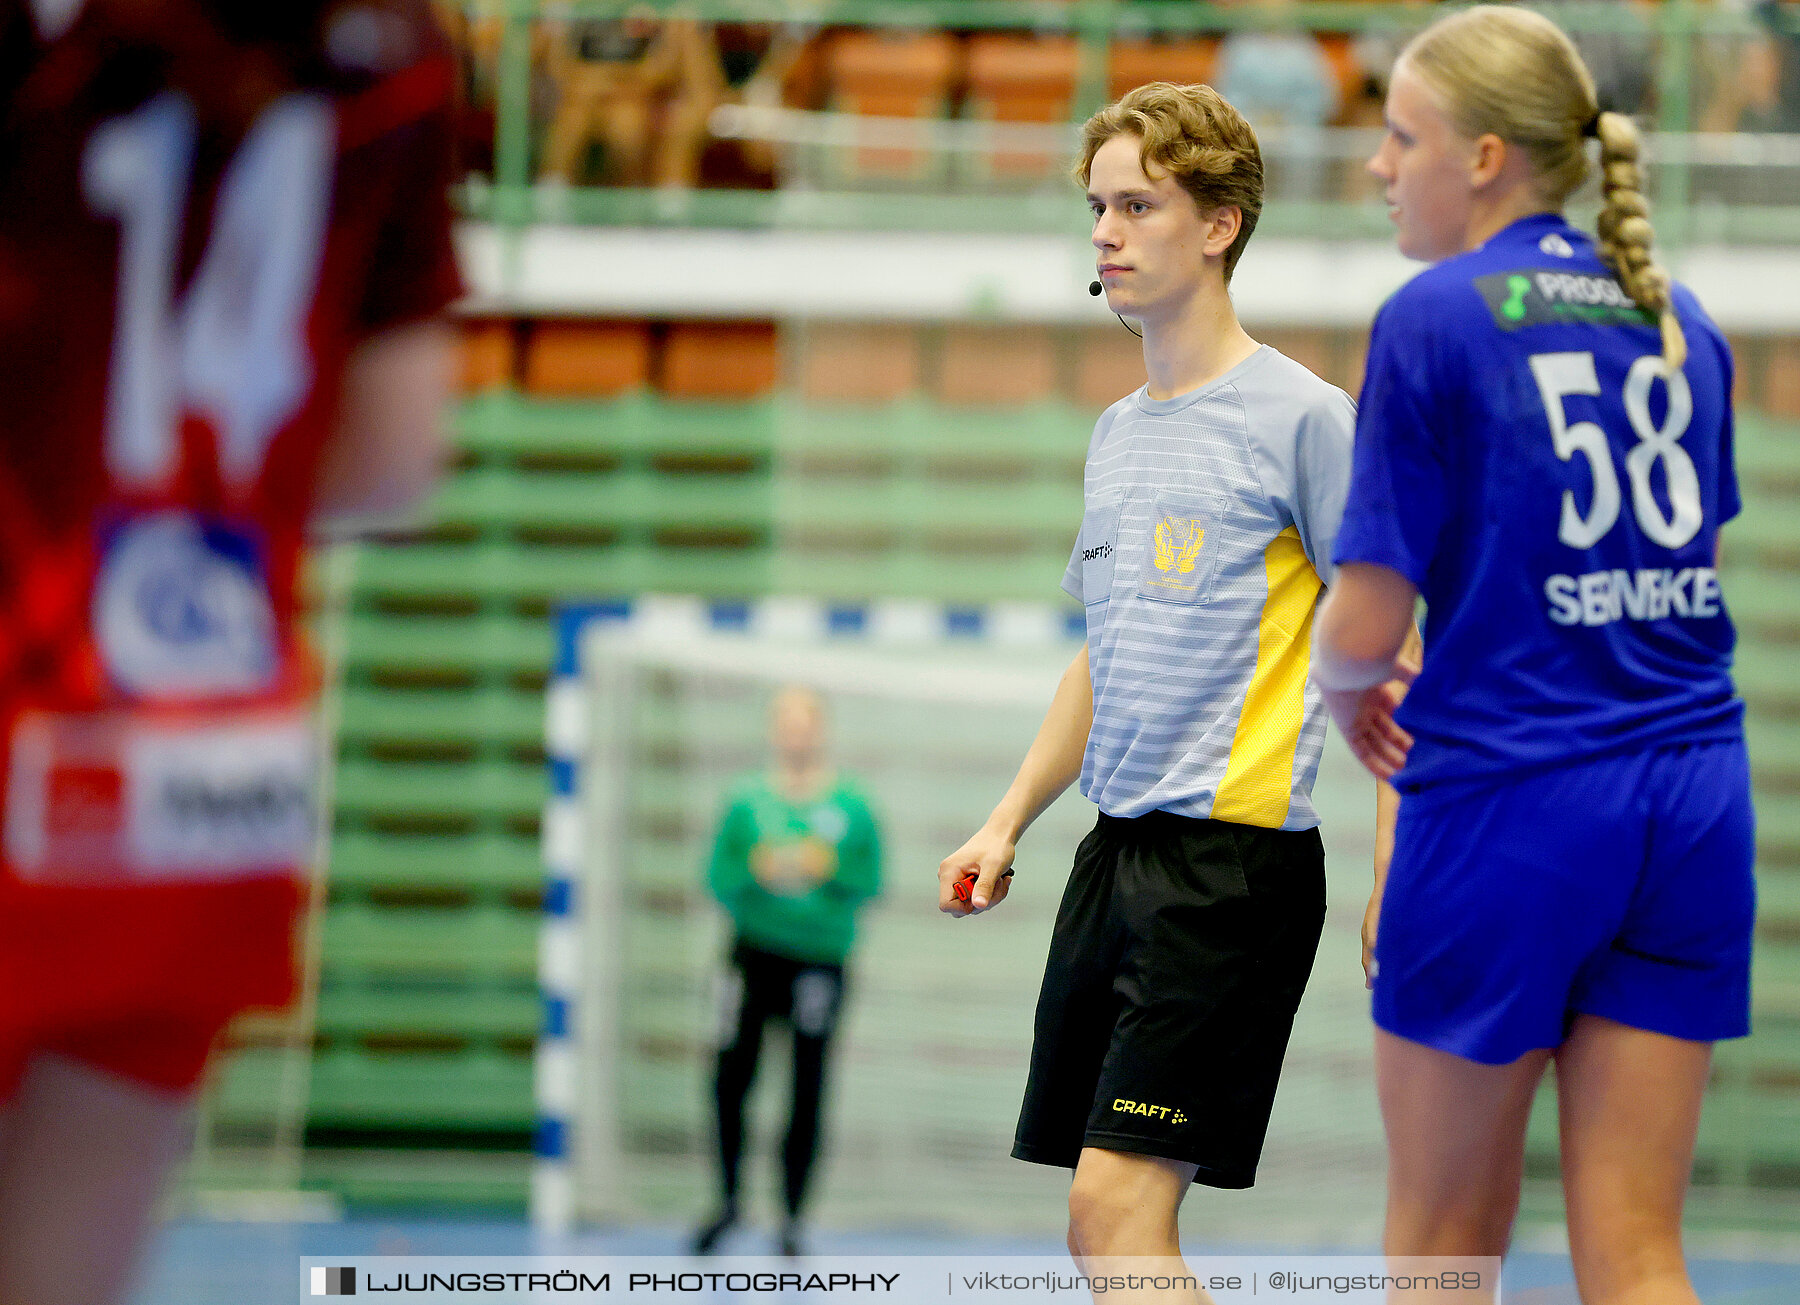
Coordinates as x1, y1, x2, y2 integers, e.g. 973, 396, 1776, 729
1074, 82, 1264, 283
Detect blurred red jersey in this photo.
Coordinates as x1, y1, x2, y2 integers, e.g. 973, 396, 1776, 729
0, 0, 461, 1065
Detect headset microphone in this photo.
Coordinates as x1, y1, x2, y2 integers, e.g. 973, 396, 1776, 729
1091, 275, 1142, 338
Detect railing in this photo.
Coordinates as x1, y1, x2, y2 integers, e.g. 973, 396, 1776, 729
457, 0, 1800, 248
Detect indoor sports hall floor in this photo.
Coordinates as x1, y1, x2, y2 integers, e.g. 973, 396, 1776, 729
133, 729, 1800, 1304
130, 1213, 1800, 1304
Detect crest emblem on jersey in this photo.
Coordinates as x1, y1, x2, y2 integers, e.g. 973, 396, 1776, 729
93, 512, 279, 697
1153, 518, 1206, 576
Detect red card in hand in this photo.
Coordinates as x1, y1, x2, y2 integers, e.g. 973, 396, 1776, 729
952, 869, 1013, 903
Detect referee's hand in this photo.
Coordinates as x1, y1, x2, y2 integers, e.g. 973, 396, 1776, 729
938, 831, 1016, 916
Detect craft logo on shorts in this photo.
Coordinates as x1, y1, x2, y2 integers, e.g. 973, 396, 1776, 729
1477, 268, 1655, 331
311, 1265, 356, 1295
1112, 1097, 1188, 1125
93, 511, 279, 698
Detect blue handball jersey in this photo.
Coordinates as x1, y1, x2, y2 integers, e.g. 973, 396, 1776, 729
1334, 214, 1744, 790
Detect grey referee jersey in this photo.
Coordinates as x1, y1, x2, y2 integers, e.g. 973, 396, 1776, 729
1062, 345, 1356, 830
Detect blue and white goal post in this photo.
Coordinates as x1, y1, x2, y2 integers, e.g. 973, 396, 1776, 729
531, 595, 1086, 1234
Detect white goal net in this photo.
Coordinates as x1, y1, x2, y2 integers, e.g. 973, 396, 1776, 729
541, 597, 1386, 1248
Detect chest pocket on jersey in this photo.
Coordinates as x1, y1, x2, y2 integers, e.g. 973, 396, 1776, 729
1136, 493, 1221, 606
1078, 498, 1123, 605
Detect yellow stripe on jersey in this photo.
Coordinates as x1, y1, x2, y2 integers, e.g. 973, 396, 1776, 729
1210, 526, 1324, 829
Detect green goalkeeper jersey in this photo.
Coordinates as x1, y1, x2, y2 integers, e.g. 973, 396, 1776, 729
705, 773, 883, 964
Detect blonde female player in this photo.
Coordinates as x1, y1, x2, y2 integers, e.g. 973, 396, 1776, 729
0, 1, 459, 1301
1314, 8, 1753, 1304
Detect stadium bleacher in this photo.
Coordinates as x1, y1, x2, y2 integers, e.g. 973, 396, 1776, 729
194, 0, 1800, 1221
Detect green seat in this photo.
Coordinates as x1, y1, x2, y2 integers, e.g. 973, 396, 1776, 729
1733, 414, 1800, 487
1727, 520, 1800, 577
1747, 714, 1800, 773
1718, 1013, 1800, 1072
316, 984, 540, 1042
1754, 940, 1800, 1002
433, 468, 768, 534
456, 391, 623, 460
1736, 643, 1800, 708
1707, 1005, 1800, 1180
307, 1046, 533, 1130
774, 477, 1078, 537
206, 1047, 296, 1129
1696, 1088, 1800, 1180
1530, 1016, 1800, 1179
354, 541, 772, 603
333, 757, 543, 822
779, 397, 1093, 472
1720, 562, 1800, 638
321, 901, 537, 981
458, 392, 778, 462
351, 542, 507, 602
335, 684, 546, 751
329, 829, 542, 895
1757, 864, 1800, 930
341, 612, 553, 679
769, 547, 1071, 603
620, 1061, 706, 1121
1757, 792, 1800, 861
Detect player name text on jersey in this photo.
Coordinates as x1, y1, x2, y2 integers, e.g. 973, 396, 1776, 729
1545, 567, 1724, 628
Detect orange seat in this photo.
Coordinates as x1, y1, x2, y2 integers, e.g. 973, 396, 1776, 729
964, 34, 1078, 178
459, 319, 517, 394
1074, 328, 1147, 409
1342, 331, 1370, 397
936, 326, 1058, 406
461, 10, 504, 67
1106, 38, 1222, 101
824, 30, 961, 179
1726, 335, 1754, 408
660, 322, 780, 400
797, 324, 920, 402
1316, 33, 1370, 124
522, 320, 652, 398
1767, 339, 1800, 420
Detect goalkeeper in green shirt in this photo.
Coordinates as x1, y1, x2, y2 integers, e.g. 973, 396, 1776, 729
692, 686, 883, 1257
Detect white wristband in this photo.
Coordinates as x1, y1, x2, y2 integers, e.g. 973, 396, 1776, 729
1310, 633, 1398, 693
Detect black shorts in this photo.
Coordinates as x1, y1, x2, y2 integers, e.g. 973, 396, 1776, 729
1012, 810, 1326, 1189
721, 939, 847, 1044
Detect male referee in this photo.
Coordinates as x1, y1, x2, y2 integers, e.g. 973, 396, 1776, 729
939, 82, 1371, 1272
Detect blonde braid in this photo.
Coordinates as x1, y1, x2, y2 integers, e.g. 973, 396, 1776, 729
1594, 111, 1686, 371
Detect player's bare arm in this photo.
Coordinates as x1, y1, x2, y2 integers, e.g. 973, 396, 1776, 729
1365, 779, 1400, 989
939, 643, 1092, 916
312, 319, 456, 533
1314, 563, 1421, 778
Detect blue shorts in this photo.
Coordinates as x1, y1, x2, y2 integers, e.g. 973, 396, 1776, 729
1373, 740, 1755, 1064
